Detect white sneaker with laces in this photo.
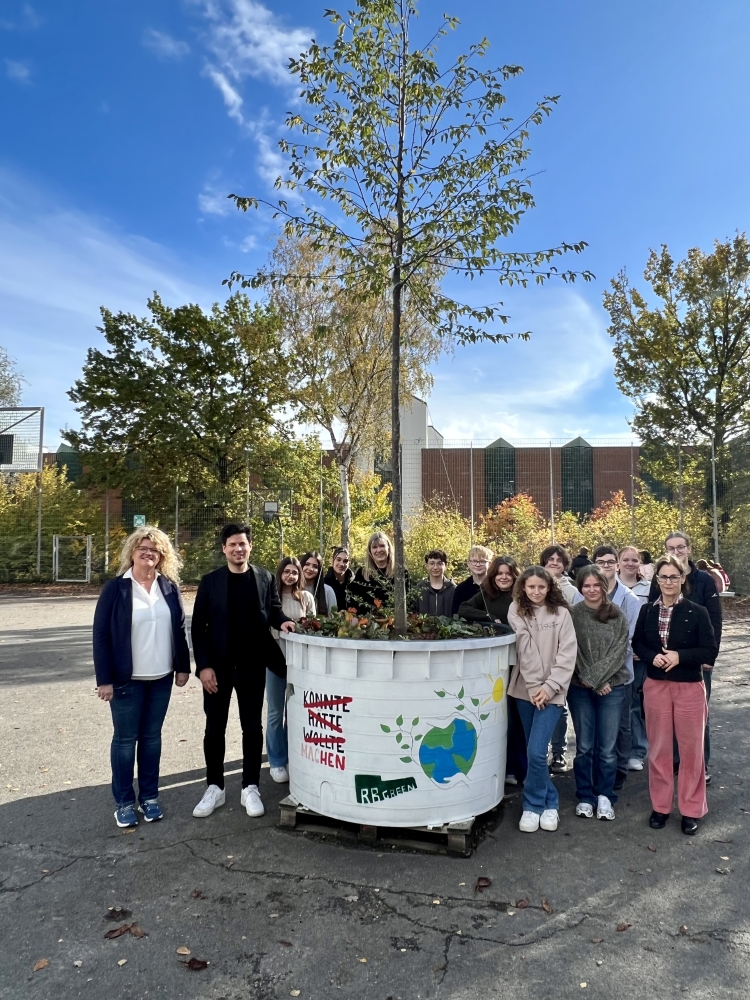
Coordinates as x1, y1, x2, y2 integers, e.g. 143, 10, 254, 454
243, 784, 265, 818
627, 758, 644, 771
193, 784, 225, 818
597, 795, 615, 821
540, 808, 559, 831
575, 802, 594, 818
519, 810, 540, 833
269, 766, 289, 783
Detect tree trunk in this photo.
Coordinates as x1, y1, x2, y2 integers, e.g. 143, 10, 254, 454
391, 269, 406, 633
337, 453, 352, 550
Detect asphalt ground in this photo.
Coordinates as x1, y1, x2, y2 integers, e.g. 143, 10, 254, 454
1, 593, 749, 1000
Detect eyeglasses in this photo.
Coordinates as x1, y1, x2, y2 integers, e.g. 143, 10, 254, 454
595, 559, 617, 568
656, 575, 682, 583
666, 545, 688, 554
136, 547, 159, 556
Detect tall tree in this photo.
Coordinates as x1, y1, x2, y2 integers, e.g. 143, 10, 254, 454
268, 235, 441, 548
0, 345, 23, 407
66, 294, 290, 489
227, 0, 591, 630
604, 234, 750, 450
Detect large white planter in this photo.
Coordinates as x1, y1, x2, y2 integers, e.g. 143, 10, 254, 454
282, 630, 515, 828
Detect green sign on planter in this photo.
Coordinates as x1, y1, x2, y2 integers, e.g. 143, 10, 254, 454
133, 514, 146, 527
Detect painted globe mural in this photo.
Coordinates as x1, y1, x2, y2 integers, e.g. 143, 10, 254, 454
418, 717, 478, 784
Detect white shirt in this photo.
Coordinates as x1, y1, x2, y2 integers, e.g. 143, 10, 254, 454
125, 569, 173, 680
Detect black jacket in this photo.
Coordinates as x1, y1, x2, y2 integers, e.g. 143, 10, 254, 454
415, 578, 457, 616
648, 561, 722, 648
346, 566, 410, 613
451, 576, 481, 616
191, 565, 292, 678
458, 588, 513, 626
632, 598, 718, 682
93, 575, 190, 686
323, 566, 353, 613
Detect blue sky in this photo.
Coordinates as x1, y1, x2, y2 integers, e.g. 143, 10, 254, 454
2, 0, 749, 448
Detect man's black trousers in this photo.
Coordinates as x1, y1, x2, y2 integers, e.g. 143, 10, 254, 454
202, 662, 266, 789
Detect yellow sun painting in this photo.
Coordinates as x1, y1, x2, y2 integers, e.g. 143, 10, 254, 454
481, 654, 508, 721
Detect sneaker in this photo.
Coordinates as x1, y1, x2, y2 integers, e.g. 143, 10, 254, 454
193, 784, 225, 818
575, 802, 594, 818
540, 808, 559, 831
519, 810, 540, 833
550, 754, 567, 773
138, 800, 163, 822
705, 773, 712, 786
627, 758, 644, 771
504, 774, 518, 786
269, 766, 289, 784
114, 805, 138, 828
243, 784, 265, 818
596, 795, 615, 821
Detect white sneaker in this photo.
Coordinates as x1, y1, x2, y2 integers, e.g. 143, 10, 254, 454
627, 758, 644, 771
243, 784, 265, 818
193, 784, 225, 818
597, 795, 615, 821
575, 802, 594, 818
540, 808, 559, 831
269, 766, 289, 783
519, 810, 540, 833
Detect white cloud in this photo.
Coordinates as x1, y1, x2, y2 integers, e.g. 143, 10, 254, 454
202, 64, 244, 122
427, 288, 630, 441
0, 170, 214, 446
0, 4, 40, 31
198, 0, 311, 88
5, 59, 31, 83
142, 28, 190, 60
198, 181, 233, 216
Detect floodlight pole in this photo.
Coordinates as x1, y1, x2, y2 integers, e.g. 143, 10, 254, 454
36, 408, 45, 578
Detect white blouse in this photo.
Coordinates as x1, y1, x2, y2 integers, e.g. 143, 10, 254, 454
124, 569, 173, 680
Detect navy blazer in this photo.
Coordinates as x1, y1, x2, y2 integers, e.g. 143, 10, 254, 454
191, 564, 292, 677
648, 561, 722, 647
93, 575, 191, 686
632, 598, 717, 682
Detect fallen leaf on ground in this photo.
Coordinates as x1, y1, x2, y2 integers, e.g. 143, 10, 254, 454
475, 877, 492, 893
713, 839, 733, 844
591, 937, 603, 944
515, 898, 530, 909
679, 926, 688, 935
104, 924, 133, 940
580, 984, 587, 989
646, 845, 656, 853
191, 890, 205, 899
432, 900, 440, 905
344, 895, 358, 902
720, 856, 730, 861
542, 899, 553, 914
182, 958, 209, 971
290, 991, 301, 997
121, 828, 136, 835
279, 940, 293, 947
359, 957, 367, 963
117, 959, 127, 966
130, 925, 147, 938
716, 867, 731, 875
33, 959, 49, 972
616, 922, 632, 932
105, 907, 132, 921
73, 960, 83, 968
176, 947, 191, 956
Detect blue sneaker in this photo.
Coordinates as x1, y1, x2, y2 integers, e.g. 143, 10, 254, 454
138, 800, 163, 822
114, 805, 138, 828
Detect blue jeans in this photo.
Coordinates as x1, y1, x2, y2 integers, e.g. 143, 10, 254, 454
629, 661, 648, 761
568, 682, 628, 806
109, 674, 173, 808
265, 669, 288, 768
514, 698, 563, 814
550, 702, 569, 756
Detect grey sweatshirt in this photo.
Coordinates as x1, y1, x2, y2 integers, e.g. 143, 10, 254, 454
570, 602, 630, 691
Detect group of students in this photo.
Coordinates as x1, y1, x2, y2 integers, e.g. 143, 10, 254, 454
451, 535, 721, 836
93, 523, 721, 840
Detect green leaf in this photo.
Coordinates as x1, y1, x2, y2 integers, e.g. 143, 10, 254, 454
456, 704, 464, 711
400, 756, 412, 763
396, 733, 402, 743
480, 713, 490, 721
414, 734, 423, 741
411, 717, 419, 726
458, 687, 465, 699
380, 724, 391, 733
396, 715, 403, 727
435, 691, 446, 698
471, 697, 480, 706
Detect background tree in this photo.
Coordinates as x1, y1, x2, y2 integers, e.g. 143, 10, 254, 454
269, 234, 441, 549
604, 234, 750, 450
0, 345, 23, 406
228, 0, 591, 630
66, 294, 291, 491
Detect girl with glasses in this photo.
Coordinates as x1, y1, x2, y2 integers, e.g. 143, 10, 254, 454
632, 555, 717, 835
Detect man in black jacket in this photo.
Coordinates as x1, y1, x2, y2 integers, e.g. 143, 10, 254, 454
192, 523, 294, 820
649, 531, 722, 780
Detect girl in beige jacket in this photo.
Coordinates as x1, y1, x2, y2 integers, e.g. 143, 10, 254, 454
508, 566, 577, 834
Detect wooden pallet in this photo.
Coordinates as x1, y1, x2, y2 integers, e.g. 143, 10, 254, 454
278, 795, 476, 856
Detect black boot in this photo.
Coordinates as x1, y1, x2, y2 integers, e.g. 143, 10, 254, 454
649, 810, 669, 829
681, 816, 699, 835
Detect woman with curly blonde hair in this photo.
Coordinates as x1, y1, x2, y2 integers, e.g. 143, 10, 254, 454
93, 526, 190, 828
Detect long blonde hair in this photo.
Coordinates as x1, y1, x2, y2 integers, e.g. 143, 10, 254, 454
118, 526, 182, 583
362, 531, 395, 582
